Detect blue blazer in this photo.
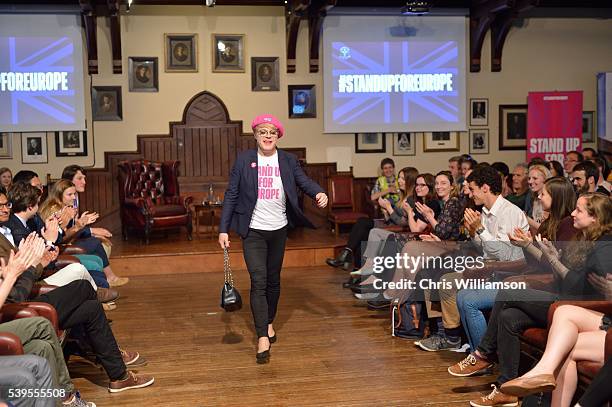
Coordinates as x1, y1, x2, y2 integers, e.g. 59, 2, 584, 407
219, 149, 325, 238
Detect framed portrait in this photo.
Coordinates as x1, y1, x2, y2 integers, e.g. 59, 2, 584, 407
499, 104, 527, 150
423, 131, 460, 152
164, 34, 197, 72
212, 34, 245, 73
251, 57, 279, 91
582, 111, 595, 143
469, 129, 489, 154
391, 132, 416, 156
470, 98, 488, 126
92, 86, 122, 121
355, 133, 386, 153
288, 84, 316, 118
129, 57, 159, 92
21, 132, 47, 164
0, 133, 13, 159
55, 131, 87, 157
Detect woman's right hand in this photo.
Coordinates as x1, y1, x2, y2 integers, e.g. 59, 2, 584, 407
508, 227, 532, 248
218, 233, 230, 249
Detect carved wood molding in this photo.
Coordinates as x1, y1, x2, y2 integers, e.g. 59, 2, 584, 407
79, 0, 98, 75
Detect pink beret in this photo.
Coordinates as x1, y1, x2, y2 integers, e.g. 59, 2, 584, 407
251, 114, 284, 138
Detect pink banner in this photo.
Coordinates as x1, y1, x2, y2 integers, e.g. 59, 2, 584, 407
527, 91, 582, 162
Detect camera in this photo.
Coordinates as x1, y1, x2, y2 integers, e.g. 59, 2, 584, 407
205, 0, 215, 6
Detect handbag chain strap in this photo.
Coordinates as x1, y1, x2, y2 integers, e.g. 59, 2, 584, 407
223, 247, 234, 287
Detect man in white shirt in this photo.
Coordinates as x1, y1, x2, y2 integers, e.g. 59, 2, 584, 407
418, 165, 529, 353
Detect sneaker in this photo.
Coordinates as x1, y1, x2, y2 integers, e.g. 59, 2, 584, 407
418, 335, 461, 352
448, 352, 493, 377
469, 384, 518, 407
353, 292, 379, 300
108, 371, 154, 393
62, 391, 96, 407
120, 349, 148, 367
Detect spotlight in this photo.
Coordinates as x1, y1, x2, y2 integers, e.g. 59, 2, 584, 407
400, 1, 431, 15
126, 0, 133, 12
205, 0, 216, 6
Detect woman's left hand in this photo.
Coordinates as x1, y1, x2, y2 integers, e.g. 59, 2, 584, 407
415, 201, 434, 220
315, 192, 328, 208
587, 273, 612, 300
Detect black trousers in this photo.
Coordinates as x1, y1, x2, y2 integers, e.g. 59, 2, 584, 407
242, 227, 287, 338
346, 218, 374, 268
476, 288, 557, 384
35, 280, 126, 380
578, 356, 612, 407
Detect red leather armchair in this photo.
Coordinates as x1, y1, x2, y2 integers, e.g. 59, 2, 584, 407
327, 174, 368, 237
0, 301, 63, 355
118, 159, 194, 244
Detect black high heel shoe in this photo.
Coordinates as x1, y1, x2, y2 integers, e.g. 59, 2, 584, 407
269, 334, 277, 344
256, 344, 271, 364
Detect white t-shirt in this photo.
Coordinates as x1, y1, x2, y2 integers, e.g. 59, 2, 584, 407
249, 151, 288, 230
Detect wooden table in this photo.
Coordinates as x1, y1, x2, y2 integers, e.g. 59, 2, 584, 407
193, 202, 223, 239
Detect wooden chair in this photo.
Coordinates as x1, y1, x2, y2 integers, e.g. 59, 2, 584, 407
327, 174, 368, 237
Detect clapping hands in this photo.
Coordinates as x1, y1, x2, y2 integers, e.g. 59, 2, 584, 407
508, 227, 533, 248
75, 211, 99, 229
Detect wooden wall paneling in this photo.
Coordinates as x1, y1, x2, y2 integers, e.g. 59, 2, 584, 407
220, 127, 229, 177
207, 128, 215, 177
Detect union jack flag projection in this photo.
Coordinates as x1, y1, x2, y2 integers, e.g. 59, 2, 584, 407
0, 36, 80, 129
329, 41, 462, 129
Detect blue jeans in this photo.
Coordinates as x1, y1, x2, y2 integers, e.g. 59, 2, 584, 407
456, 289, 498, 351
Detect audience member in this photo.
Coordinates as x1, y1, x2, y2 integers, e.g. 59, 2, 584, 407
456, 177, 577, 355
491, 162, 511, 197
571, 161, 604, 195
370, 158, 400, 208
501, 304, 610, 406
505, 163, 529, 210
0, 167, 12, 190
581, 147, 598, 160
589, 156, 611, 194
563, 150, 583, 174
38, 180, 128, 287
525, 164, 552, 233
448, 156, 462, 183
548, 160, 564, 178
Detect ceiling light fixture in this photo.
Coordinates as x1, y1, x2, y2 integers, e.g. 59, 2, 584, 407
400, 1, 431, 16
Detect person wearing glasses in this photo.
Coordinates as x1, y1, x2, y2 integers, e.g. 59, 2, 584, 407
563, 150, 583, 175
218, 114, 328, 364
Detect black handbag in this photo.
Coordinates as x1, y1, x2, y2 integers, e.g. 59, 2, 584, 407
220, 247, 242, 312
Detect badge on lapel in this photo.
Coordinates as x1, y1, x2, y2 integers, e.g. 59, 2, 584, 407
250, 162, 257, 168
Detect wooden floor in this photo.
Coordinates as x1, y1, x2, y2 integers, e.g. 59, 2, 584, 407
68, 266, 495, 407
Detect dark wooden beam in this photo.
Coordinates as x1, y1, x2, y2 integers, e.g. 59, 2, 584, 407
308, 0, 336, 73
79, 0, 98, 75
107, 0, 122, 74
469, 0, 514, 72
490, 0, 539, 71
286, 0, 309, 73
